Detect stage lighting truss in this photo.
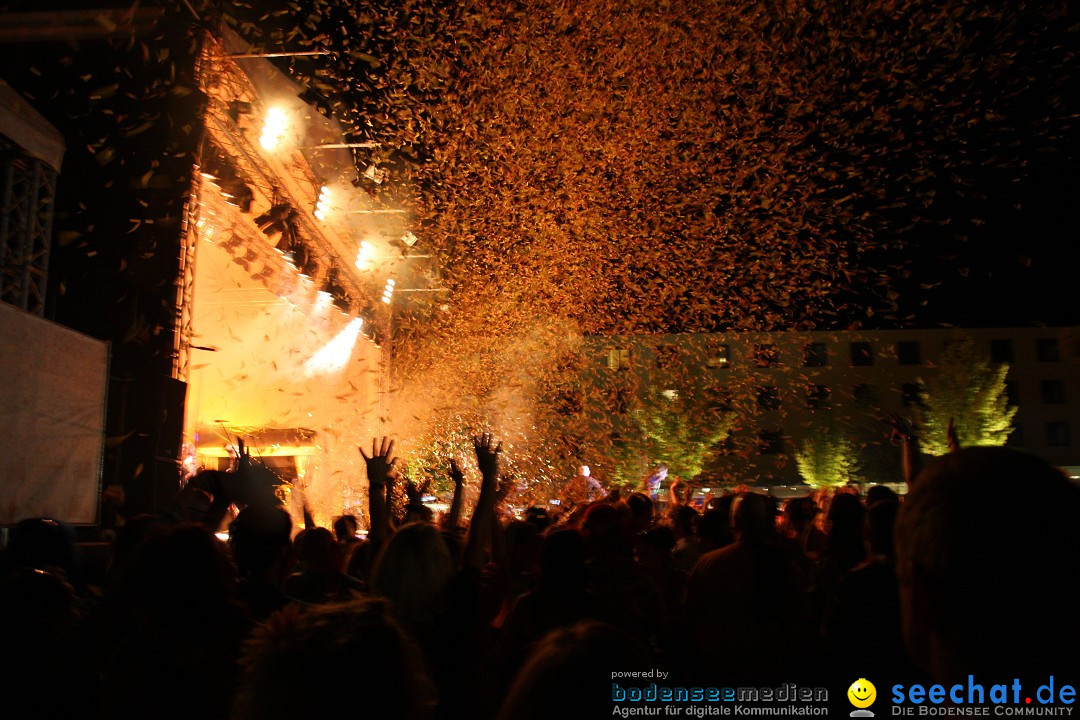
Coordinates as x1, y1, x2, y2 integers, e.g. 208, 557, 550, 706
195, 35, 429, 332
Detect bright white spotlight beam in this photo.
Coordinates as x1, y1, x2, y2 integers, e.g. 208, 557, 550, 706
260, 107, 289, 150
303, 318, 364, 377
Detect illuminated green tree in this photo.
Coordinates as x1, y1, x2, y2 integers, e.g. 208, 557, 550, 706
794, 420, 859, 488
611, 386, 736, 487
916, 336, 1017, 456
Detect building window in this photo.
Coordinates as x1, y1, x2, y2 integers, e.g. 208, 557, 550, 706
757, 386, 781, 411
607, 348, 630, 370
1041, 379, 1066, 404
754, 344, 779, 368
850, 341, 874, 366
853, 383, 878, 407
804, 342, 828, 367
1005, 380, 1020, 407
897, 341, 922, 365
990, 339, 1013, 364
1046, 421, 1070, 447
900, 382, 924, 408
758, 429, 784, 454
806, 384, 831, 410
655, 344, 678, 370
706, 343, 731, 369
1037, 338, 1060, 362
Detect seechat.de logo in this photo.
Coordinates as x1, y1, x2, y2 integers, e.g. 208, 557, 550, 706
849, 678, 877, 718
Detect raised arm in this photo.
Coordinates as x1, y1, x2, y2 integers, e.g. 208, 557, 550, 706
463, 433, 501, 571
668, 479, 688, 508
882, 412, 924, 488
360, 437, 396, 543
443, 458, 467, 533
946, 417, 961, 454
489, 477, 514, 566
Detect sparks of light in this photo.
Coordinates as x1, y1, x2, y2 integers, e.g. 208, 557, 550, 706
260, 107, 289, 151
381, 277, 395, 304
303, 318, 364, 377
314, 185, 332, 221
355, 241, 376, 271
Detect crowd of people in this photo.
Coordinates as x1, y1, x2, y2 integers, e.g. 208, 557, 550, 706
1, 426, 1079, 719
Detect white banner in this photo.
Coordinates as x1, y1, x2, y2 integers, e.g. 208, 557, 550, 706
0, 302, 107, 524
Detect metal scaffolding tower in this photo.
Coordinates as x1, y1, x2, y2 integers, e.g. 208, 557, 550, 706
0, 141, 56, 316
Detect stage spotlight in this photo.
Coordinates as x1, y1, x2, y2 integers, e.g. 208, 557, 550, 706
355, 241, 375, 270
314, 185, 332, 221
260, 107, 289, 150
303, 317, 364, 377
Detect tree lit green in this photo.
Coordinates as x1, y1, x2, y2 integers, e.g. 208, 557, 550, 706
795, 420, 859, 488
916, 336, 1017, 456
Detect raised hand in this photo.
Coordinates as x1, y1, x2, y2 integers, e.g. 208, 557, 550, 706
881, 411, 924, 487
229, 438, 281, 508
880, 411, 916, 443
361, 437, 396, 542
946, 417, 961, 453
463, 434, 504, 570
360, 437, 396, 489
448, 458, 465, 487
472, 433, 502, 479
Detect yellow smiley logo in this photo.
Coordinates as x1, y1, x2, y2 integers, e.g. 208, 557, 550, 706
848, 678, 877, 709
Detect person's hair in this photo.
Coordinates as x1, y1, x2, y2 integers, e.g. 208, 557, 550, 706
864, 498, 899, 561
332, 514, 358, 543
672, 504, 699, 536
731, 492, 777, 542
371, 522, 454, 628
230, 505, 292, 576
123, 522, 237, 622
234, 598, 435, 720
524, 506, 551, 532
895, 447, 1080, 676
581, 502, 630, 556
5, 517, 78, 574
696, 505, 733, 550
865, 484, 899, 506
825, 492, 866, 571
292, 527, 341, 574
625, 492, 653, 522
498, 621, 649, 720
783, 496, 818, 530
639, 525, 676, 554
